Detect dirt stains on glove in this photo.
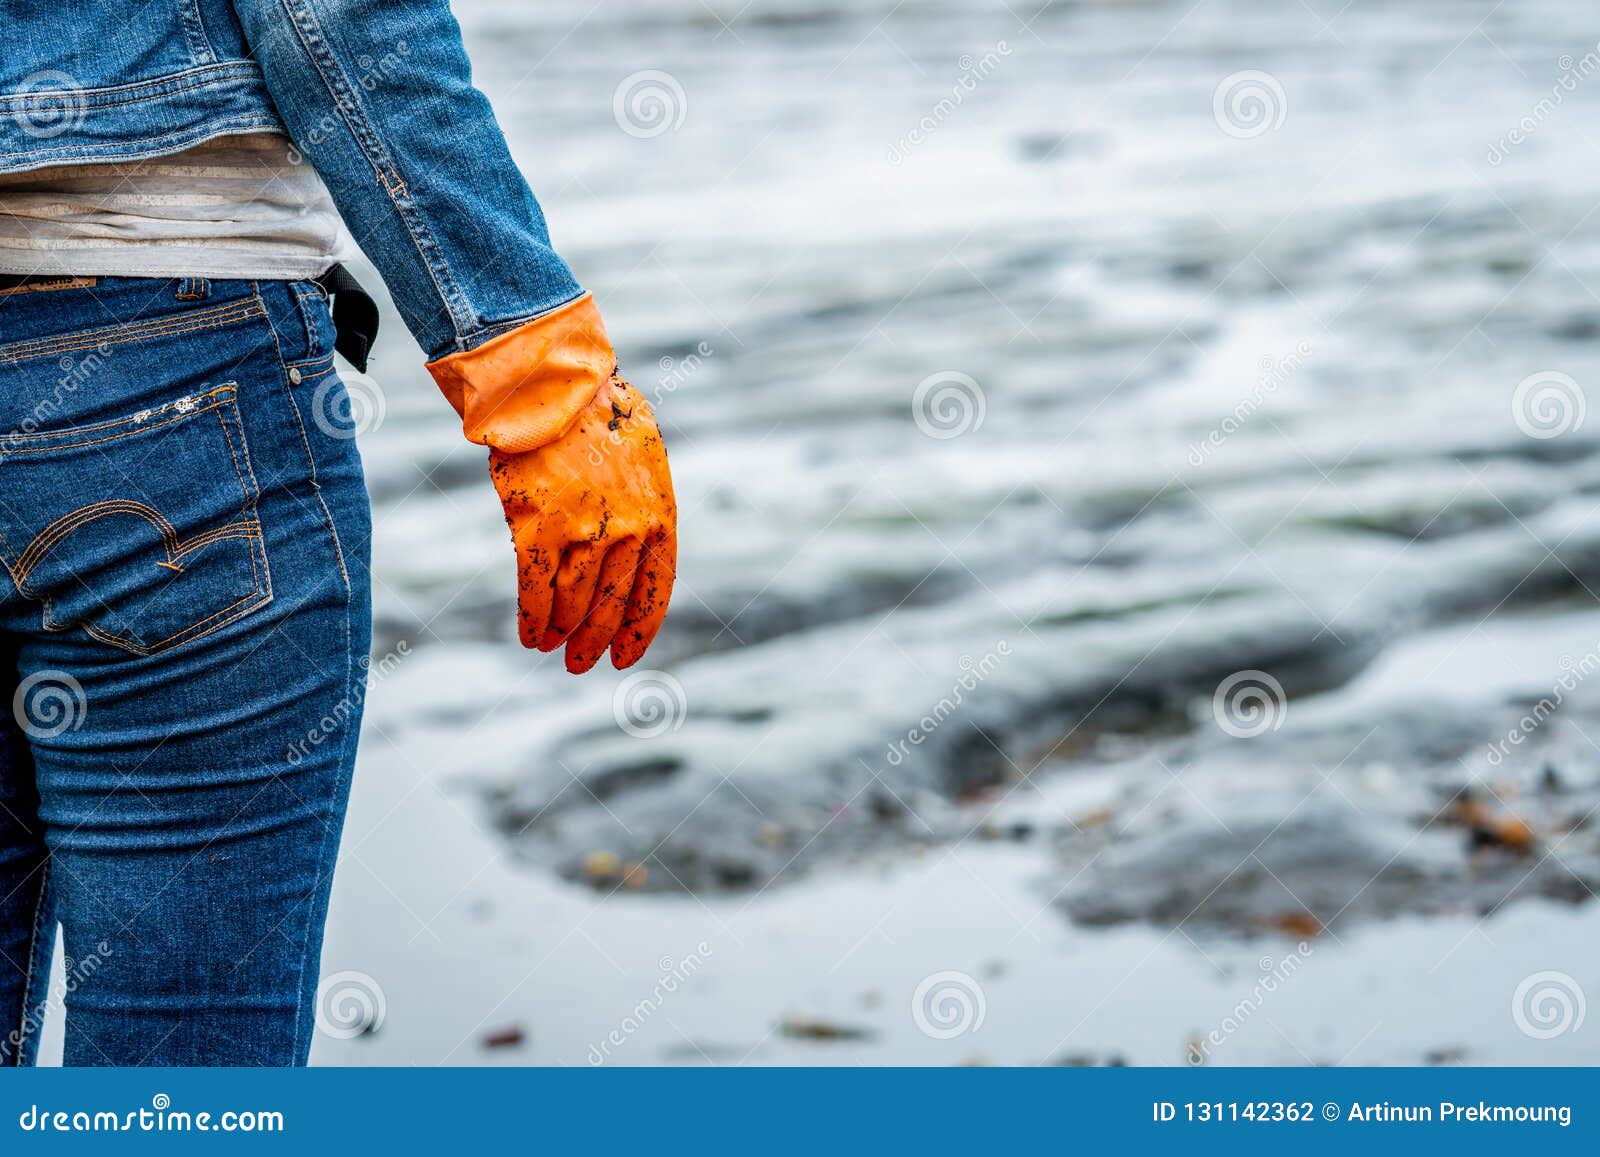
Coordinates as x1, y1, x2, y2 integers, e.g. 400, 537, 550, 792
432, 303, 678, 674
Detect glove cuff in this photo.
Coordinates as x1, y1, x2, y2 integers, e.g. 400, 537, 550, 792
425, 294, 614, 454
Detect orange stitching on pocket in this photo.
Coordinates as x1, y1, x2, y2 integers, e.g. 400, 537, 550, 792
42, 523, 267, 649
0, 300, 265, 366
210, 406, 264, 594
15, 500, 179, 585
172, 520, 261, 560
0, 300, 260, 361
0, 387, 235, 453
1, 385, 233, 443
285, 352, 336, 377
82, 585, 273, 655
18, 503, 259, 589
3, 388, 275, 657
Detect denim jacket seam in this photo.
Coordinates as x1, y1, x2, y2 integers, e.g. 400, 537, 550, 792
0, 114, 278, 166
178, 1, 218, 66
449, 290, 594, 354
0, 62, 260, 109
281, 0, 478, 346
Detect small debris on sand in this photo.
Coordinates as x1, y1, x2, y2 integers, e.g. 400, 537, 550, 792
1049, 1051, 1128, 1067
581, 850, 624, 883
1448, 792, 1536, 854
1268, 911, 1324, 939
778, 1013, 876, 1042
482, 1025, 526, 1049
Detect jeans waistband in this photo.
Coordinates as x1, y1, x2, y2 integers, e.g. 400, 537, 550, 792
0, 267, 377, 372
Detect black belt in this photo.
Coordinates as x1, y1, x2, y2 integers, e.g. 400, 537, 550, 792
0, 265, 380, 374
314, 262, 380, 374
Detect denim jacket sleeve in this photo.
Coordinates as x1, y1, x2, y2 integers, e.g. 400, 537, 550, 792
230, 0, 586, 361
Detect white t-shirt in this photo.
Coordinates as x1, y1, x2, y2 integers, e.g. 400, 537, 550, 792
0, 132, 351, 280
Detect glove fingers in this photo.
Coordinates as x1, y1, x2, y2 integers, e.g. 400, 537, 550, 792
610, 529, 677, 669
512, 534, 561, 650
564, 538, 643, 675
541, 540, 610, 651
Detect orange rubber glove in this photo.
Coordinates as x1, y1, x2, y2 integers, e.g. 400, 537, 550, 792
426, 295, 677, 673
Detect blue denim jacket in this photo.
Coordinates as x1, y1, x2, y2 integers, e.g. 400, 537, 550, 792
0, 0, 584, 361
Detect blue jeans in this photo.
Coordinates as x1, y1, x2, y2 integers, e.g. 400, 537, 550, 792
0, 275, 372, 1065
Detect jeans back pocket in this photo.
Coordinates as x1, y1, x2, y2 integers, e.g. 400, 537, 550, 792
0, 383, 272, 656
